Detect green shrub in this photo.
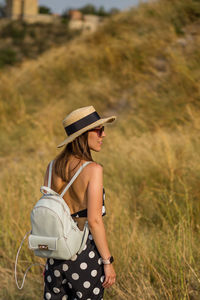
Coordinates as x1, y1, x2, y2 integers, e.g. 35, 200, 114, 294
2, 22, 26, 40
0, 48, 17, 68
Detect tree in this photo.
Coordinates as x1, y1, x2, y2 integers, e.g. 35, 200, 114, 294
109, 8, 120, 15
79, 4, 96, 15
97, 6, 108, 17
0, 3, 6, 17
62, 4, 114, 19
39, 6, 52, 15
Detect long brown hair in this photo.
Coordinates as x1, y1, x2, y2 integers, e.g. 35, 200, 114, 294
54, 130, 94, 181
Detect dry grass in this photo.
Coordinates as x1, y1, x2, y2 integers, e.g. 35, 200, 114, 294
0, 0, 200, 299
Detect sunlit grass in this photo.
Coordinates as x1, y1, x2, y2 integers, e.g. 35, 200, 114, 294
0, 0, 200, 298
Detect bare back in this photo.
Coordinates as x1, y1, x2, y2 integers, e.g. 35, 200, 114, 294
44, 156, 101, 230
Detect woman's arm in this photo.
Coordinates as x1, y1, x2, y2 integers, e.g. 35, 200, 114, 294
87, 163, 116, 288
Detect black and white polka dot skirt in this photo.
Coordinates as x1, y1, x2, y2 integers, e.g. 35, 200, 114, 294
43, 234, 105, 300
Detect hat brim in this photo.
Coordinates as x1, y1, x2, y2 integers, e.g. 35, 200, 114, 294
57, 116, 116, 148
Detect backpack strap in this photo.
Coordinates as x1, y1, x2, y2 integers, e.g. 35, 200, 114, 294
60, 161, 92, 198
15, 230, 45, 290
48, 160, 54, 188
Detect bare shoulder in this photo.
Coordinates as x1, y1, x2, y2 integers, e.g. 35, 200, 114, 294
85, 162, 103, 180
86, 161, 103, 172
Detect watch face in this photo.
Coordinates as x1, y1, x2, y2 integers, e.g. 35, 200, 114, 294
110, 256, 114, 263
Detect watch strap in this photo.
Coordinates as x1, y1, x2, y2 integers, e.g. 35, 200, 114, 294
102, 256, 114, 265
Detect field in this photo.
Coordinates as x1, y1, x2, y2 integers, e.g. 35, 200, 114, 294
0, 0, 200, 299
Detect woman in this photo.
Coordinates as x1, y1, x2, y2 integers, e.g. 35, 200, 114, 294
43, 106, 116, 300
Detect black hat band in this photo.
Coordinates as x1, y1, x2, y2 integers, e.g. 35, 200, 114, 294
65, 111, 101, 136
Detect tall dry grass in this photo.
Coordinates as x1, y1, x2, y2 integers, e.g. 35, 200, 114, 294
0, 0, 200, 299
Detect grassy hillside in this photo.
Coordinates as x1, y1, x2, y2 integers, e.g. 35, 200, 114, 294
0, 19, 80, 68
0, 0, 200, 299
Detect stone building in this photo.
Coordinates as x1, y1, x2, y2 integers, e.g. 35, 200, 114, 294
83, 15, 102, 32
68, 11, 102, 33
6, 0, 38, 20
68, 10, 83, 21
5, 1, 102, 27
5, 0, 57, 23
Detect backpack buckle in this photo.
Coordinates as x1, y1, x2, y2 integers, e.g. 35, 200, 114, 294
38, 244, 48, 250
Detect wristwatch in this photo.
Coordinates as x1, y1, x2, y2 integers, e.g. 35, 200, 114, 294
102, 256, 114, 265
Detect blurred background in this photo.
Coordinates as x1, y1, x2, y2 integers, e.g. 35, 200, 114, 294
0, 0, 200, 299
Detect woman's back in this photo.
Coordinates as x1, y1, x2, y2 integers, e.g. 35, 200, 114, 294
44, 156, 102, 230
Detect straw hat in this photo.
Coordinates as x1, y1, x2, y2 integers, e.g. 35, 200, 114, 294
57, 106, 116, 148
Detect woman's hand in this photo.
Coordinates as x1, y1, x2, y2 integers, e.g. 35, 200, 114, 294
102, 264, 116, 288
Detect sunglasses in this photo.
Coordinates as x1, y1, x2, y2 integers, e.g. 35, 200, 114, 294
88, 126, 105, 137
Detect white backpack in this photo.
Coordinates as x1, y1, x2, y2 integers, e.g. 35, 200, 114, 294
15, 160, 92, 289
29, 159, 91, 259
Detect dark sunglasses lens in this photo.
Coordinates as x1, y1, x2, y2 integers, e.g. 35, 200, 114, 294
89, 126, 104, 136
99, 126, 104, 136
